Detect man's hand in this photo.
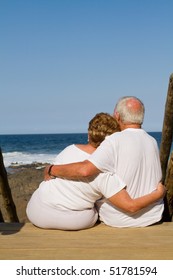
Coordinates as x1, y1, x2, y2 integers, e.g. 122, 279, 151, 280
44, 165, 53, 181
156, 182, 167, 198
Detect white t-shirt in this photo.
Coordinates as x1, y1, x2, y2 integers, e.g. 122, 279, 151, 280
89, 128, 164, 227
37, 145, 126, 211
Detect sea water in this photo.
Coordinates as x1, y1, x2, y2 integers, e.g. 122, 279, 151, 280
0, 133, 87, 167
0, 132, 172, 168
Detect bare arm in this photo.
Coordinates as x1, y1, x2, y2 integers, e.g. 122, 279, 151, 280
108, 182, 166, 213
44, 160, 100, 180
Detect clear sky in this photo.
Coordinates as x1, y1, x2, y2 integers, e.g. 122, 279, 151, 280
0, 0, 172, 134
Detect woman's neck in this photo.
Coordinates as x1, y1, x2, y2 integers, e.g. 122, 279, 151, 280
75, 143, 96, 154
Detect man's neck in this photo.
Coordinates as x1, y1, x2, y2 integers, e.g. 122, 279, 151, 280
120, 123, 141, 130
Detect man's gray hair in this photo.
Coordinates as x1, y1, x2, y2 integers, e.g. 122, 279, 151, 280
114, 96, 145, 125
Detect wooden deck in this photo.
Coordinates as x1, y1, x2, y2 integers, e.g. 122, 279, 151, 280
0, 222, 173, 260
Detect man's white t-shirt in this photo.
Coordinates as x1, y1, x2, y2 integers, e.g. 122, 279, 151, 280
89, 128, 164, 227
37, 145, 126, 211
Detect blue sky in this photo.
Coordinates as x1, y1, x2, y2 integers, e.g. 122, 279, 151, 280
0, 0, 172, 134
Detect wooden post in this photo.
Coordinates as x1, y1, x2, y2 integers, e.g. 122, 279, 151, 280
0, 148, 19, 222
160, 73, 173, 221
165, 151, 173, 219
0, 208, 4, 222
160, 73, 173, 182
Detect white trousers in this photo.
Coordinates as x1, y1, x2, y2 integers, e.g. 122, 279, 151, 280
26, 190, 98, 230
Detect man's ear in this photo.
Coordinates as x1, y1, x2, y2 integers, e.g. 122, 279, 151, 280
114, 111, 120, 121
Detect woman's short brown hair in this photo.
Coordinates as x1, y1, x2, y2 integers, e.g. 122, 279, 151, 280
88, 112, 120, 148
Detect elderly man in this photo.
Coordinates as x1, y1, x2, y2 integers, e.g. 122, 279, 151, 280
44, 96, 164, 227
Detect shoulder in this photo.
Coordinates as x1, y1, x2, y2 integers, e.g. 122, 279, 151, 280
53, 144, 77, 164
57, 144, 76, 155
104, 131, 122, 142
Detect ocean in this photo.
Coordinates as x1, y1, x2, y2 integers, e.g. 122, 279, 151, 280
0, 132, 171, 168
0, 133, 88, 168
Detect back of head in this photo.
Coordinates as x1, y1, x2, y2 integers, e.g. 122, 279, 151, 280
88, 112, 120, 148
114, 96, 145, 125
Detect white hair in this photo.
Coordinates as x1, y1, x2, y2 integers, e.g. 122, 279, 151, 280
114, 96, 145, 124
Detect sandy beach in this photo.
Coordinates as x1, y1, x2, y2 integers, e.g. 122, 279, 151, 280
1, 164, 46, 223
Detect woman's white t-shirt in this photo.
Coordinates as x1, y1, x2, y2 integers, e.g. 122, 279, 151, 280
36, 144, 126, 211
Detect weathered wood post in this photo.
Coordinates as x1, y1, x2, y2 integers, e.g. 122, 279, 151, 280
0, 147, 19, 222
164, 151, 173, 219
0, 208, 4, 222
160, 73, 173, 221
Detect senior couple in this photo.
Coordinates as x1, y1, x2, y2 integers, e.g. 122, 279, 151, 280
26, 96, 165, 230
